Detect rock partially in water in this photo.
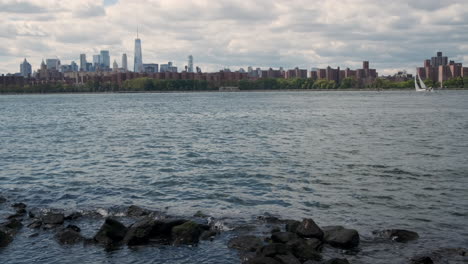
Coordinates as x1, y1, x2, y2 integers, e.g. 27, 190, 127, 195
172, 221, 202, 245
151, 219, 187, 239
94, 218, 128, 246
258, 243, 290, 257
27, 220, 42, 229
55, 227, 85, 245
66, 225, 81, 233
247, 256, 282, 264
285, 220, 301, 233
200, 230, 218, 241
375, 229, 419, 242
11, 203, 26, 210
0, 230, 13, 247
287, 238, 322, 261
127, 205, 151, 217
296, 219, 324, 240
123, 218, 157, 246
2, 218, 23, 232
409, 256, 434, 264
274, 254, 301, 264
193, 210, 209, 218
65, 212, 83, 221
42, 213, 65, 225
323, 226, 360, 249
324, 258, 350, 264
271, 232, 298, 244
228, 235, 264, 252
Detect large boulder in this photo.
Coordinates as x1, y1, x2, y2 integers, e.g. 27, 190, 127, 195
55, 227, 84, 245
296, 219, 324, 240
375, 229, 419, 242
94, 218, 128, 246
274, 254, 301, 264
287, 238, 322, 261
2, 219, 23, 232
151, 219, 187, 238
323, 226, 360, 249
127, 205, 151, 217
410, 256, 434, 264
123, 218, 158, 246
42, 213, 65, 225
0, 230, 13, 247
11, 203, 26, 209
285, 220, 301, 233
171, 221, 202, 245
271, 232, 298, 244
228, 235, 264, 252
258, 243, 290, 257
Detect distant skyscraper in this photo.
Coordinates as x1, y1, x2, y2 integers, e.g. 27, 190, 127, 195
93, 55, 102, 67
70, 61, 78, 72
46, 59, 60, 70
113, 60, 118, 71
122, 53, 128, 71
80, 54, 87, 71
20, 58, 32, 77
134, 30, 143, 73
100, 50, 110, 68
188, 55, 194, 73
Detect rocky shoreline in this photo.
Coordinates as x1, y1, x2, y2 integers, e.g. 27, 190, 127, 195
0, 197, 466, 264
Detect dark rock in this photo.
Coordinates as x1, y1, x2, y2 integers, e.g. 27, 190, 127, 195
296, 219, 323, 240
274, 254, 301, 264
66, 225, 81, 233
247, 257, 282, 264
323, 226, 360, 249
172, 221, 202, 245
55, 228, 84, 245
2, 219, 23, 231
375, 229, 419, 242
228, 235, 264, 252
324, 258, 350, 264
287, 238, 322, 261
64, 212, 83, 220
123, 218, 157, 246
258, 243, 290, 257
0, 196, 6, 203
15, 208, 27, 215
28, 211, 36, 218
272, 232, 298, 244
12, 203, 26, 209
42, 213, 65, 225
410, 256, 434, 264
127, 205, 151, 217
27, 220, 42, 229
271, 227, 281, 234
200, 230, 218, 240
0, 230, 13, 247
302, 261, 318, 264
285, 220, 301, 233
258, 214, 282, 224
94, 218, 128, 246
151, 219, 187, 238
7, 213, 24, 220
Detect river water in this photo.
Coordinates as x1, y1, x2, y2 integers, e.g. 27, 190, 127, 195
0, 91, 467, 263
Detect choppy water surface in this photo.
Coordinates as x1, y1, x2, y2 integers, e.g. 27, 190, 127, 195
0, 91, 467, 263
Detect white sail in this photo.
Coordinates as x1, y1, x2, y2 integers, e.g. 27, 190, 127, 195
415, 75, 425, 92
418, 74, 427, 89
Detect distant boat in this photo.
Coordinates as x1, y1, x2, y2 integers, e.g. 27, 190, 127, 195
415, 74, 432, 92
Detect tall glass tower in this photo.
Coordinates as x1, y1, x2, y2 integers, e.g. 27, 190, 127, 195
134, 30, 143, 73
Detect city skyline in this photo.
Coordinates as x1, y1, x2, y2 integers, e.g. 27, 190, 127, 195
0, 0, 467, 75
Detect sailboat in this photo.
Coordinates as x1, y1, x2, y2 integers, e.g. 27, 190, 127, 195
415, 74, 432, 92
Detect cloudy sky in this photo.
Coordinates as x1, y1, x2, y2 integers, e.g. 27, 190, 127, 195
1, 0, 467, 75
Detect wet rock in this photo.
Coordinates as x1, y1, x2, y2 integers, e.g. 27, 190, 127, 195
285, 220, 301, 233
296, 219, 324, 240
375, 229, 419, 242
27, 220, 42, 229
410, 256, 434, 264
271, 227, 281, 234
2, 218, 23, 231
274, 254, 301, 264
123, 218, 157, 246
258, 243, 290, 257
271, 232, 298, 244
7, 212, 25, 220
55, 227, 85, 245
324, 258, 350, 264
28, 211, 36, 218
257, 213, 282, 224
127, 205, 151, 217
15, 208, 27, 215
42, 213, 65, 225
247, 257, 282, 264
323, 226, 360, 249
172, 221, 202, 245
228, 235, 264, 252
66, 225, 81, 233
149, 219, 188, 241
200, 230, 218, 240
64, 212, 83, 220
94, 218, 128, 246
0, 230, 13, 247
287, 238, 322, 261
12, 203, 26, 209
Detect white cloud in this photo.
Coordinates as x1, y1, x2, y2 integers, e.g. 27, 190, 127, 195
0, 0, 467, 75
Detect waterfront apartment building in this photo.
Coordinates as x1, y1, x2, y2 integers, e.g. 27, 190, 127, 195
311, 61, 377, 85
285, 67, 308, 79
416, 52, 466, 84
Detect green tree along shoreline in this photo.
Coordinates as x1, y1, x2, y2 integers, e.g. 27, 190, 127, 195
1, 76, 468, 94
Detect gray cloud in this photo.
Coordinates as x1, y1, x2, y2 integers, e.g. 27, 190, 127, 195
0, 1, 45, 13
